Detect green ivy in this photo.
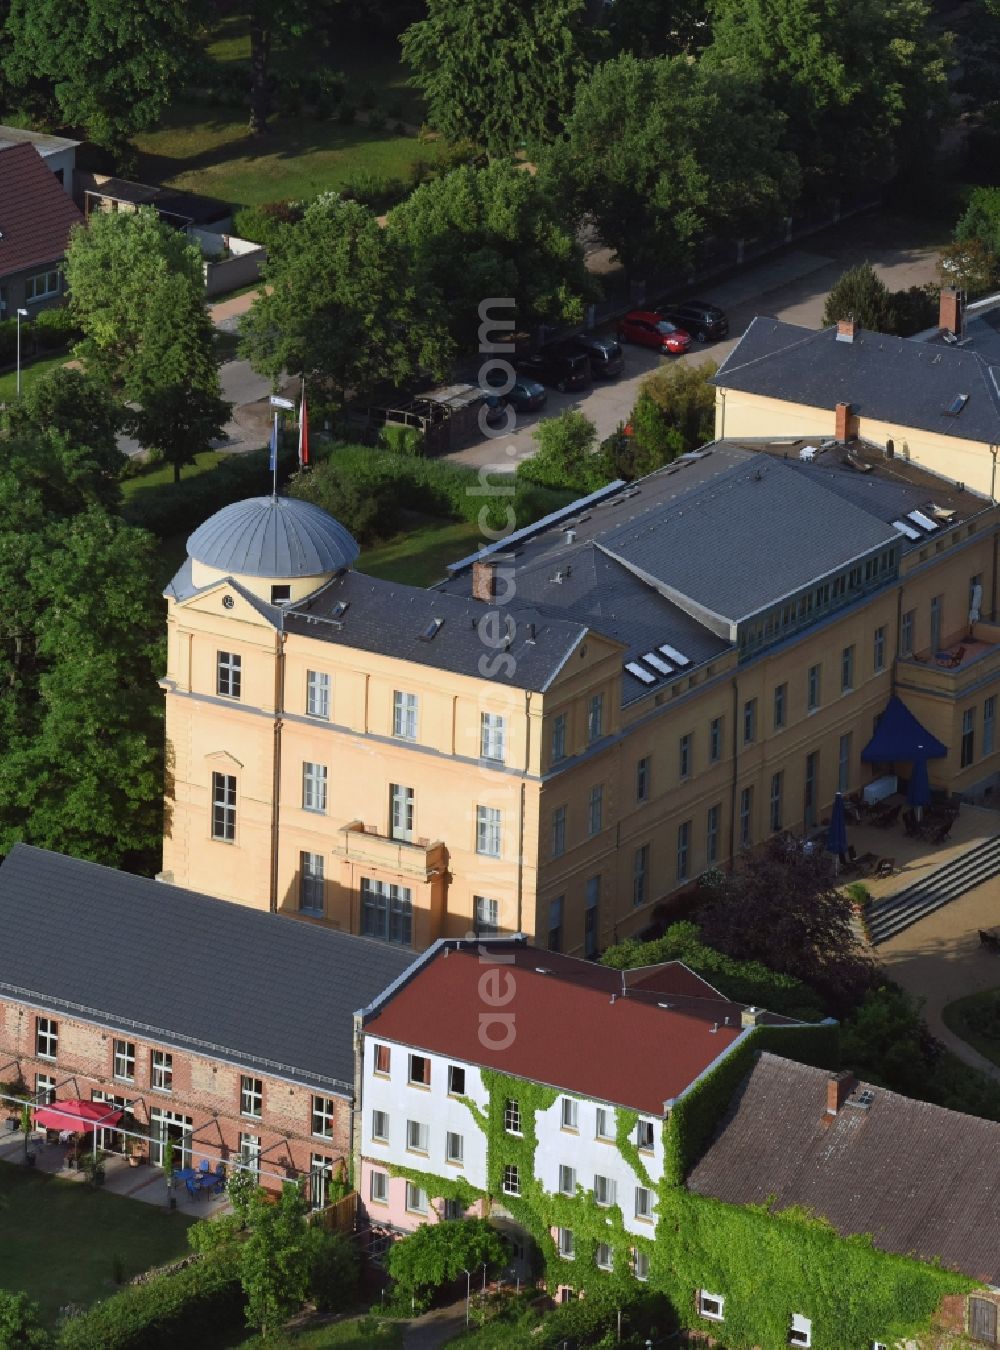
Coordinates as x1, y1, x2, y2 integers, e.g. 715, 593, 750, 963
385, 1033, 974, 1349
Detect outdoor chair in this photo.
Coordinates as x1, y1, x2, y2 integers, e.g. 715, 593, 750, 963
903, 809, 923, 838
875, 804, 901, 829
979, 930, 1000, 953
873, 857, 895, 879
198, 1158, 211, 1173
929, 819, 953, 844
184, 1177, 199, 1199
936, 645, 966, 668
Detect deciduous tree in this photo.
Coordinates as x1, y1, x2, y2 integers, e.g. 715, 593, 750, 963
241, 194, 453, 407
387, 163, 591, 351
239, 1183, 312, 1336
5, 0, 197, 159
545, 55, 799, 275
402, 0, 590, 154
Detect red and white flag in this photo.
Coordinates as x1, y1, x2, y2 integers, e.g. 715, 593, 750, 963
298, 385, 309, 467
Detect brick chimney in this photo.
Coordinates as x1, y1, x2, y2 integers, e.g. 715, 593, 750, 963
835, 401, 853, 442
826, 1070, 855, 1116
836, 317, 856, 343
471, 554, 516, 605
939, 286, 962, 338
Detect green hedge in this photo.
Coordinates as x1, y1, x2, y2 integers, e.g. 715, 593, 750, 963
57, 1250, 244, 1350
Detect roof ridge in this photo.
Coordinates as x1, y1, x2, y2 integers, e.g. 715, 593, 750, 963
716, 317, 828, 380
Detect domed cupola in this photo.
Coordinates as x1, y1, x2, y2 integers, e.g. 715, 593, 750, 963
186, 496, 359, 603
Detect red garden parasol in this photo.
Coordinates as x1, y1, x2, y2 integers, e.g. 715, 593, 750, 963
33, 1100, 122, 1133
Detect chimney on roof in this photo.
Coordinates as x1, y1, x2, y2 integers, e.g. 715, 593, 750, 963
836, 317, 856, 343
471, 554, 515, 605
939, 286, 962, 339
835, 401, 853, 443
826, 1070, 855, 1116
740, 1006, 764, 1028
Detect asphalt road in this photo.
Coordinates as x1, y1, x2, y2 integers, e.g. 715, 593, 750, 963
445, 212, 944, 470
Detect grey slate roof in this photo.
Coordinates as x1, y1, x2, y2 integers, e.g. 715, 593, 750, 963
596, 454, 898, 624
714, 316, 1000, 446
0, 844, 414, 1095
187, 496, 360, 578
284, 570, 593, 692
687, 1052, 1000, 1285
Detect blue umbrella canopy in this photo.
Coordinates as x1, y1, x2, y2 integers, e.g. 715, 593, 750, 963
826, 792, 849, 857
862, 696, 947, 762
907, 757, 932, 808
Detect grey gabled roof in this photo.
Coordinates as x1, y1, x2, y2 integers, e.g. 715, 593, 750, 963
284, 570, 593, 692
187, 496, 360, 578
687, 1052, 1000, 1285
714, 316, 1000, 446
0, 845, 414, 1095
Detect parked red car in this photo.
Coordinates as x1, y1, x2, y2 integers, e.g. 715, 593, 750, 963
617, 310, 692, 354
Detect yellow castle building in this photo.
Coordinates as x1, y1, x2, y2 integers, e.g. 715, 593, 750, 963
160, 438, 1000, 955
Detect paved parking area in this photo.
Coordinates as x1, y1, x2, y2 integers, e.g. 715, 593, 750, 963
446, 210, 946, 470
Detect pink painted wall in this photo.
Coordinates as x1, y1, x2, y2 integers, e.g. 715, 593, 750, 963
359, 1159, 483, 1234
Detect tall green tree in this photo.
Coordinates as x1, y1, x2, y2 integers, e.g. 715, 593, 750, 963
0, 505, 164, 870
387, 162, 592, 351
0, 1290, 48, 1348
239, 1183, 312, 1336
544, 54, 800, 275
5, 0, 197, 158
402, 0, 590, 154
822, 262, 896, 332
702, 0, 950, 193
241, 194, 453, 407
63, 208, 228, 475
64, 209, 204, 391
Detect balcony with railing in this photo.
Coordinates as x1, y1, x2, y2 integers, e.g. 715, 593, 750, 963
332, 820, 448, 883
896, 622, 1000, 698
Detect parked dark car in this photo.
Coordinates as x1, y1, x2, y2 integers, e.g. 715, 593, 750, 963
569, 332, 625, 379
516, 347, 591, 392
617, 310, 692, 355
659, 300, 729, 342
484, 377, 548, 421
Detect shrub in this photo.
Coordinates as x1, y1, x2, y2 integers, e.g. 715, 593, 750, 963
57, 1251, 244, 1350
305, 1228, 360, 1312
339, 172, 409, 213
379, 423, 424, 455
602, 921, 826, 1021
385, 1219, 507, 1307
31, 306, 82, 352
0, 1289, 48, 1347
518, 410, 607, 493
232, 201, 304, 252
0, 318, 18, 366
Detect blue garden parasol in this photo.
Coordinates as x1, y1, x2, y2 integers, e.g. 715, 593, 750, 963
826, 792, 849, 874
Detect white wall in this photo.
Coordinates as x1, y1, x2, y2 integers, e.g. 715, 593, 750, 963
535, 1093, 663, 1238
40, 146, 75, 198
361, 1035, 489, 1191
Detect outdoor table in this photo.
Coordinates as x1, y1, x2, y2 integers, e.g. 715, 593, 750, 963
198, 1172, 222, 1193
863, 775, 897, 806
174, 1167, 198, 1184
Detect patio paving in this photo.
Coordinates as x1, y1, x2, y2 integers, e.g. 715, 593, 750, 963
0, 1130, 231, 1215
840, 802, 999, 903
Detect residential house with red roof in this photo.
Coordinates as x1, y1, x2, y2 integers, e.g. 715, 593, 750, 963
0, 141, 83, 320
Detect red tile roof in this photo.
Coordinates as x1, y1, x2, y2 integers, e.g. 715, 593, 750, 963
0, 142, 83, 279
688, 1053, 1000, 1284
364, 944, 749, 1114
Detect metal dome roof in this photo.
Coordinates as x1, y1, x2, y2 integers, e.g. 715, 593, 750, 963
187, 496, 359, 578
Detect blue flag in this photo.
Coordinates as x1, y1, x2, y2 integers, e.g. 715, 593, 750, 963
268, 412, 278, 473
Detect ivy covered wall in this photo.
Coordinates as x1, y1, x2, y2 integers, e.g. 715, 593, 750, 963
387, 1026, 975, 1349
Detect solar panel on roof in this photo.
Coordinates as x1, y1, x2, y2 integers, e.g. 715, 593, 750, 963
625, 661, 656, 684
908, 510, 938, 533
892, 519, 921, 540
658, 643, 690, 666
642, 651, 674, 675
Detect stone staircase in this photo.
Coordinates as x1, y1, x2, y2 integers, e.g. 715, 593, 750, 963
866, 834, 1000, 946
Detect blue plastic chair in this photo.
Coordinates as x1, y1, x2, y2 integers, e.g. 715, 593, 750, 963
184, 1178, 198, 1199
198, 1158, 211, 1173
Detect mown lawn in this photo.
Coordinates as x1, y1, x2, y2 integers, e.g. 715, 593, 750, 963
941, 987, 1000, 1068
121, 450, 227, 499
0, 1161, 193, 1326
0, 352, 71, 403
133, 22, 431, 208
357, 518, 483, 586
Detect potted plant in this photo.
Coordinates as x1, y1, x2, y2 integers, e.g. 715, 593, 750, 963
121, 1110, 148, 1167
81, 1150, 107, 1187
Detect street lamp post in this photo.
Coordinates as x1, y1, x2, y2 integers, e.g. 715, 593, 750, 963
15, 307, 28, 397
461, 1267, 471, 1328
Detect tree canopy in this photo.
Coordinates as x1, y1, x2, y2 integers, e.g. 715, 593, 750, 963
544, 54, 799, 275
386, 162, 591, 350
402, 0, 590, 154
241, 193, 453, 406
702, 0, 949, 192
5, 0, 196, 157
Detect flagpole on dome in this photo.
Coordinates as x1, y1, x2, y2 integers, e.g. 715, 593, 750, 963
269, 410, 278, 499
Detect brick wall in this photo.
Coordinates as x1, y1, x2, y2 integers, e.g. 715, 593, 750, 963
0, 998, 351, 1194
